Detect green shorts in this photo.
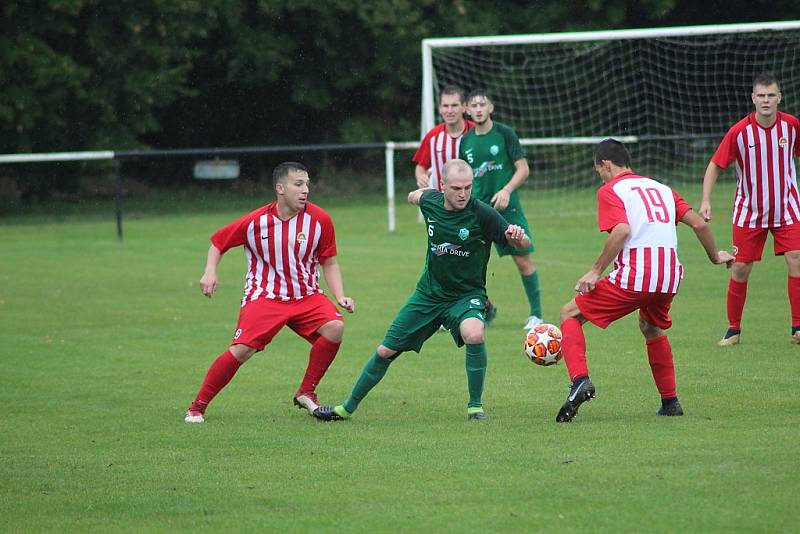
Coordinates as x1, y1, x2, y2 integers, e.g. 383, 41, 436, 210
381, 291, 487, 354
496, 204, 534, 257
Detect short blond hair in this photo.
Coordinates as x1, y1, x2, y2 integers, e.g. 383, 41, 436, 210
442, 159, 472, 183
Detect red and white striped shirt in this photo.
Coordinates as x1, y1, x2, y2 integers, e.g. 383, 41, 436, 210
412, 120, 475, 191
211, 201, 337, 305
713, 112, 800, 228
597, 171, 692, 294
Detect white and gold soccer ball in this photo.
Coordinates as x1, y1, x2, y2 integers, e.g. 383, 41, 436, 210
524, 323, 563, 366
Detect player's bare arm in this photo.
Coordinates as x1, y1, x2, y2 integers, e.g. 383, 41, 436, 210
408, 188, 426, 206
415, 164, 432, 189
200, 245, 223, 298
321, 256, 355, 313
576, 223, 630, 293
699, 160, 722, 221
505, 224, 530, 250
491, 158, 529, 211
680, 210, 734, 267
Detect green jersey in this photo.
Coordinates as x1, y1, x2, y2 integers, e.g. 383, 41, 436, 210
416, 190, 510, 301
459, 121, 525, 207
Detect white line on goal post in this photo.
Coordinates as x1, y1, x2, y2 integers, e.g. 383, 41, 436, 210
0, 150, 115, 163
384, 141, 420, 233
518, 136, 639, 146
422, 20, 800, 49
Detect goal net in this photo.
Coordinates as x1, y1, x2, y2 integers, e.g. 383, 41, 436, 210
421, 21, 800, 213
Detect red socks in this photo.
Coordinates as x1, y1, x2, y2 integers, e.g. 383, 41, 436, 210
191, 350, 242, 412
788, 276, 800, 328
560, 318, 588, 382
646, 335, 676, 399
561, 319, 677, 400
726, 278, 748, 330
298, 336, 341, 394
726, 276, 800, 330
190, 337, 341, 413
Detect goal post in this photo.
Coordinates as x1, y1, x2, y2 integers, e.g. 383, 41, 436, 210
420, 20, 800, 211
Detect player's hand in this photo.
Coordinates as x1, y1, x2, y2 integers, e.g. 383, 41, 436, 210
575, 270, 600, 294
200, 272, 218, 298
504, 224, 526, 244
698, 200, 712, 222
337, 296, 355, 313
416, 174, 431, 189
491, 189, 511, 211
715, 250, 735, 268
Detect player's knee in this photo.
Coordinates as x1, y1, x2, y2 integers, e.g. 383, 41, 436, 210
229, 344, 256, 363
461, 332, 483, 345
785, 251, 800, 276
514, 255, 534, 275
318, 319, 345, 342
460, 322, 485, 344
731, 261, 753, 281
459, 317, 485, 344
376, 345, 398, 359
638, 318, 662, 339
560, 301, 579, 323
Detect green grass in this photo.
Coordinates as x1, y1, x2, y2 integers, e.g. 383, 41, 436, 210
1, 185, 799, 532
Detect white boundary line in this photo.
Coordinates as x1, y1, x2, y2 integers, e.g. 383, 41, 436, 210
0, 151, 115, 163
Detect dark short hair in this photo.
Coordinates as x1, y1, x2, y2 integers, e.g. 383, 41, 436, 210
594, 139, 632, 167
272, 162, 308, 187
439, 85, 466, 104
753, 72, 780, 91
466, 88, 493, 104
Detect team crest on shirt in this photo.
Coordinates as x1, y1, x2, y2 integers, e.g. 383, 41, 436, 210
459, 227, 470, 240
490, 145, 499, 156
470, 298, 481, 307
779, 137, 788, 148
297, 232, 307, 243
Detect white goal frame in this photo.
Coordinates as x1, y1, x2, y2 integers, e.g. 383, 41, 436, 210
420, 19, 800, 142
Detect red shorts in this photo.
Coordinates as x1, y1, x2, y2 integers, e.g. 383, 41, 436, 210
732, 222, 800, 262
232, 292, 343, 351
575, 278, 675, 330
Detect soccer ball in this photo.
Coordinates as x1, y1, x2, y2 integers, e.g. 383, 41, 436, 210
524, 323, 563, 366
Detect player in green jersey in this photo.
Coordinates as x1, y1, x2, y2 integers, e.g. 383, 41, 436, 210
314, 159, 530, 421
459, 89, 543, 330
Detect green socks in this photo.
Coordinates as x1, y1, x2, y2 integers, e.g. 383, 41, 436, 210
465, 343, 487, 408
342, 352, 392, 414
341, 345, 487, 415
521, 271, 542, 317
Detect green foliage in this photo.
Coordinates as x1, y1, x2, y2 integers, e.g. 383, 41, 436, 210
0, 0, 212, 152
1, 190, 800, 530
1, 0, 800, 156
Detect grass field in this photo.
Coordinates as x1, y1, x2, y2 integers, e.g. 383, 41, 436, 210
2, 186, 799, 532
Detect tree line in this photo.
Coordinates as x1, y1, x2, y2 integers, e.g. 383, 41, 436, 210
0, 0, 797, 206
